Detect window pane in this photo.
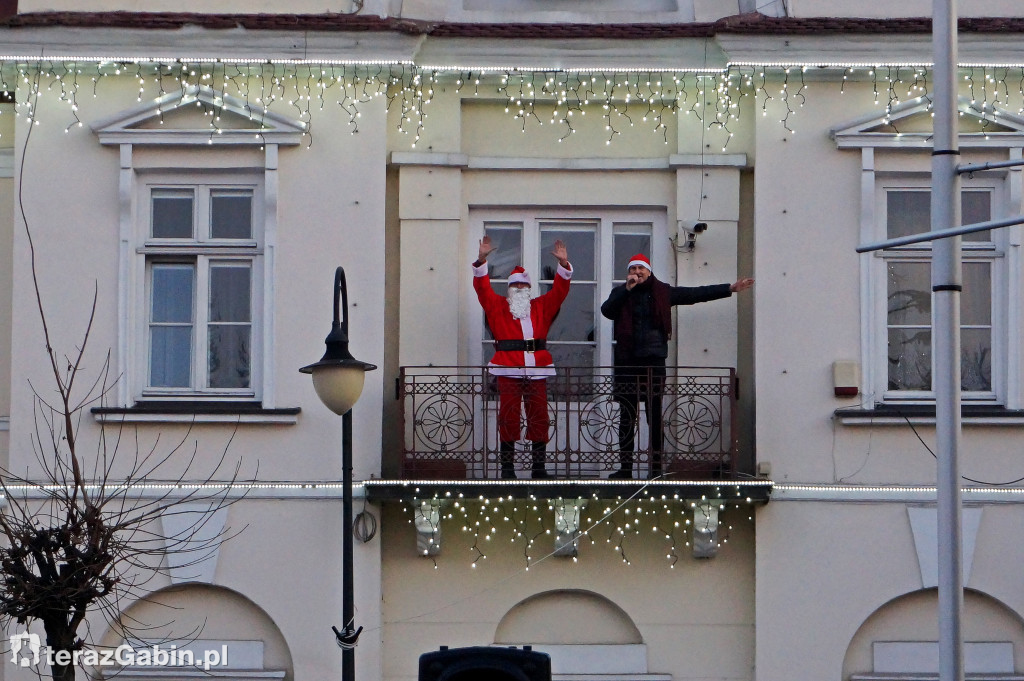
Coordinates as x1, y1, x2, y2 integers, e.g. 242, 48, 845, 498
152, 190, 194, 239
887, 191, 930, 240
543, 283, 595, 343
208, 325, 251, 389
961, 262, 991, 325
483, 224, 523, 280
888, 328, 931, 391
209, 265, 251, 323
888, 189, 992, 242
150, 326, 192, 387
152, 265, 194, 323
887, 261, 930, 325
548, 343, 594, 368
962, 190, 991, 242
961, 328, 992, 392
614, 232, 652, 282
210, 191, 253, 240
539, 225, 595, 280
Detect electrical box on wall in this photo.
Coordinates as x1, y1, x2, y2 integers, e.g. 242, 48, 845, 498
832, 360, 860, 397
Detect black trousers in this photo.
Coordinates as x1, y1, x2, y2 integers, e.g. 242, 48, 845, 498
613, 358, 667, 467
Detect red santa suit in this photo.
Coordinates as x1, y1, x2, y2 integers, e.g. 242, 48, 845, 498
473, 261, 572, 442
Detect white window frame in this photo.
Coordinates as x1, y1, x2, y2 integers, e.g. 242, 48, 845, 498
136, 173, 265, 400
93, 85, 305, 415
834, 99, 1024, 412
872, 176, 1007, 405
466, 207, 670, 368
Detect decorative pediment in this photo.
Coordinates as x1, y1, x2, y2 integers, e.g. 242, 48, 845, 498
92, 84, 307, 146
831, 95, 1024, 149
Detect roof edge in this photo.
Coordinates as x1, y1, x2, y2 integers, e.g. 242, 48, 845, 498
2, 12, 1024, 39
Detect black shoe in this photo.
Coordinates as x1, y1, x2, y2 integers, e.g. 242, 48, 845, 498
529, 440, 550, 480
647, 469, 664, 480
500, 468, 517, 480
608, 468, 634, 480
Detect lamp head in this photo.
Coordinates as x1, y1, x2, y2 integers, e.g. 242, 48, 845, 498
301, 267, 378, 414
301, 323, 377, 414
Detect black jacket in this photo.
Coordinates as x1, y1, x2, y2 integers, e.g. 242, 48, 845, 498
601, 278, 732, 360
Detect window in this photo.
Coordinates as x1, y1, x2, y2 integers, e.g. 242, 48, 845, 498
471, 208, 664, 368
876, 180, 1003, 403
137, 175, 263, 400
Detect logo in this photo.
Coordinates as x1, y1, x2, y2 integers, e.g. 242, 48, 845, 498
10, 632, 41, 667
7, 633, 229, 671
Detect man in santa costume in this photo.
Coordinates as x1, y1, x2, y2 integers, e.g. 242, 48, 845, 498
473, 235, 572, 479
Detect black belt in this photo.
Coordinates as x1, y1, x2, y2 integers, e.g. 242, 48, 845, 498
495, 338, 546, 352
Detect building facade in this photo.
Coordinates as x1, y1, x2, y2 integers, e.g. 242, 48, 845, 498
1, 2, 1024, 681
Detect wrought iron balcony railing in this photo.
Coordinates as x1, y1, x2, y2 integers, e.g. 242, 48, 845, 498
398, 365, 738, 481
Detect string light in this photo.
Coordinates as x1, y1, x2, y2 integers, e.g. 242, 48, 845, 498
8, 59, 1024, 146
400, 491, 761, 568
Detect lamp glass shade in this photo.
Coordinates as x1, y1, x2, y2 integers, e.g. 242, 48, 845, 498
311, 364, 367, 415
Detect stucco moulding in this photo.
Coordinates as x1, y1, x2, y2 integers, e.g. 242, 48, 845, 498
0, 26, 422, 63
91, 84, 308, 146
716, 34, 1024, 71
831, 94, 1024, 149
413, 37, 730, 72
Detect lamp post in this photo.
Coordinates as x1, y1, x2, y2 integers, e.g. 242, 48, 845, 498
300, 266, 377, 681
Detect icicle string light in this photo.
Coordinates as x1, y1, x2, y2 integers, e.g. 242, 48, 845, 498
8, 59, 1024, 145
404, 492, 758, 568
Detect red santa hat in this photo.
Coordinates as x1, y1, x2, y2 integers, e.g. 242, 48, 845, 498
627, 253, 652, 273
508, 266, 531, 286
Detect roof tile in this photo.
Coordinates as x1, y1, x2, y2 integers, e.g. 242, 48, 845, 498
2, 11, 1024, 39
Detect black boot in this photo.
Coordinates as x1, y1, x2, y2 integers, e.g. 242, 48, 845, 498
499, 441, 516, 479
647, 451, 663, 479
530, 440, 551, 479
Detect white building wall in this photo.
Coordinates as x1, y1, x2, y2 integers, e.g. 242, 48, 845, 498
3, 70, 389, 681
752, 70, 1024, 681
380, 505, 757, 681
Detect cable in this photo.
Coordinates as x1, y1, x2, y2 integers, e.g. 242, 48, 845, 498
898, 408, 1024, 486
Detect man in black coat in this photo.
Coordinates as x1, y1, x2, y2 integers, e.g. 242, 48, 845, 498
600, 253, 754, 479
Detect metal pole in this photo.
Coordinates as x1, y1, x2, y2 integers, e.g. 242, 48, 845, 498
958, 158, 1024, 174
857, 214, 1024, 252
932, 2, 965, 681
342, 408, 355, 681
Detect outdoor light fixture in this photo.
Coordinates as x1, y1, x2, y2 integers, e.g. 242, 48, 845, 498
300, 267, 378, 414
300, 266, 377, 681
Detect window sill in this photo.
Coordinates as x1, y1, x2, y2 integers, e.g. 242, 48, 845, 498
91, 402, 300, 425
835, 404, 1024, 426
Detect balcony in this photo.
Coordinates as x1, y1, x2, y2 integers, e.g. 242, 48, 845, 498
395, 365, 740, 482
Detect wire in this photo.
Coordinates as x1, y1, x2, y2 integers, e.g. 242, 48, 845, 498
898, 408, 1024, 486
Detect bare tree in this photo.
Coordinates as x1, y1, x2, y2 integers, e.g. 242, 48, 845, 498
1, 106, 246, 681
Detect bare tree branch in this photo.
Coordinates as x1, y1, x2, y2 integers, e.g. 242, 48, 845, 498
2, 65, 249, 681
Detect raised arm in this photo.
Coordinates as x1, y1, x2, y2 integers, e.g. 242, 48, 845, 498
472, 235, 503, 306
551, 238, 570, 271
475, 235, 496, 266
535, 239, 573, 318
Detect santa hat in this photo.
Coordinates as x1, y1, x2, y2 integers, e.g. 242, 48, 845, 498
627, 253, 652, 273
508, 266, 531, 286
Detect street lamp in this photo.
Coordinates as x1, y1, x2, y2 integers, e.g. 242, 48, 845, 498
300, 266, 377, 681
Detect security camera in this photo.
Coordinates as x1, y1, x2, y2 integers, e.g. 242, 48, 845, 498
676, 220, 709, 252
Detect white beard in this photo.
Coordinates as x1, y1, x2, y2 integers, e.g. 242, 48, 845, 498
507, 287, 533, 321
